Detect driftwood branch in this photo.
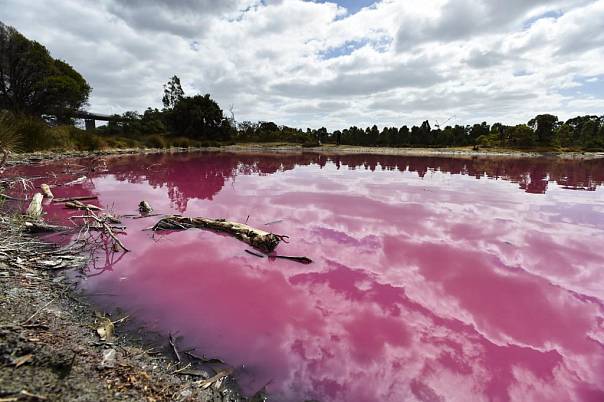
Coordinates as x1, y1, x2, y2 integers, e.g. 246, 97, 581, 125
26, 193, 43, 218
152, 216, 282, 253
65, 200, 102, 211
70, 212, 129, 252
53, 196, 98, 203
24, 221, 70, 233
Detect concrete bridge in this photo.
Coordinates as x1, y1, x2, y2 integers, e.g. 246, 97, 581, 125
70, 111, 124, 131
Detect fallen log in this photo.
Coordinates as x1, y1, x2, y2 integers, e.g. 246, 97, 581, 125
53, 196, 98, 203
65, 200, 102, 211
26, 193, 43, 218
24, 221, 69, 233
152, 216, 285, 253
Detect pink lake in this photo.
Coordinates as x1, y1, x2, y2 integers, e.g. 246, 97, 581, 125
10, 152, 604, 401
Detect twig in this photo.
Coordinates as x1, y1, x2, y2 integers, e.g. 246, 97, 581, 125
171, 363, 192, 375
273, 255, 313, 264
21, 299, 55, 325
245, 249, 265, 258
169, 333, 181, 362
132, 213, 161, 220
184, 351, 224, 364
111, 314, 130, 325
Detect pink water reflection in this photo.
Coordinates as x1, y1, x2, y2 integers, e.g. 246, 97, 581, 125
8, 152, 604, 401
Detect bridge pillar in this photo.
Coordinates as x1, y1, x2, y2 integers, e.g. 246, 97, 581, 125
84, 119, 96, 131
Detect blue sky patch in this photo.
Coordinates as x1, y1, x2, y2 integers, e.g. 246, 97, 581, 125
523, 10, 563, 29
314, 0, 376, 15
320, 39, 368, 59
560, 75, 604, 98
320, 36, 391, 59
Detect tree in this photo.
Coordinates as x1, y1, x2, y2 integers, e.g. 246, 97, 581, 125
0, 23, 90, 117
553, 124, 573, 147
528, 114, 559, 144
167, 94, 232, 140
162, 75, 184, 110
507, 124, 536, 147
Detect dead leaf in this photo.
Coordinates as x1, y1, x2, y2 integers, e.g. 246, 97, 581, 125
96, 317, 114, 341
14, 354, 33, 368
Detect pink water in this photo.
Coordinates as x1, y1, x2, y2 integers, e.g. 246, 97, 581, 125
9, 152, 604, 401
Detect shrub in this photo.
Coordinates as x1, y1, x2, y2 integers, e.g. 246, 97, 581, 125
0, 111, 21, 154
17, 117, 54, 152
302, 139, 319, 148
73, 131, 107, 151
170, 137, 193, 148
145, 134, 168, 148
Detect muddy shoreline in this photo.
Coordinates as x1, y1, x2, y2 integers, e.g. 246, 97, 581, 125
0, 215, 246, 401
5, 143, 604, 167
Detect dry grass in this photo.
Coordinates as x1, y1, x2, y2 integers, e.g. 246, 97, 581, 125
0, 111, 22, 168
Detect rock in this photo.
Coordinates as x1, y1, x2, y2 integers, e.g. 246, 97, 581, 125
98, 348, 116, 369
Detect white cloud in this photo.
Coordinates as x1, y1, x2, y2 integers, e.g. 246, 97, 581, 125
1, 0, 603, 129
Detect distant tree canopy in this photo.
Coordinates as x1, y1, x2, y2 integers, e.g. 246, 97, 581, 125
233, 114, 603, 151
0, 22, 91, 119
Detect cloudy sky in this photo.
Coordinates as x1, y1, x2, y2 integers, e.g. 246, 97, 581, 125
2, 0, 603, 129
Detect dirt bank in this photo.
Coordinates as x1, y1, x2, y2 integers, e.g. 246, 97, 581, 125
0, 215, 246, 402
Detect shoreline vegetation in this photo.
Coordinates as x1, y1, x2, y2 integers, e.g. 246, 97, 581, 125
1, 22, 603, 166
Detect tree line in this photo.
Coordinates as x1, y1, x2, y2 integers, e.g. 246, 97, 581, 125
1, 21, 603, 152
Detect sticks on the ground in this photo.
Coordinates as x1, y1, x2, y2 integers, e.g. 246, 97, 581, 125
21, 298, 55, 325
152, 216, 283, 253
